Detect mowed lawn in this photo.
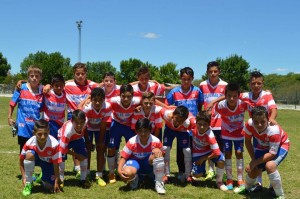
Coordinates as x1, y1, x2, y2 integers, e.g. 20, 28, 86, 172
0, 96, 299, 199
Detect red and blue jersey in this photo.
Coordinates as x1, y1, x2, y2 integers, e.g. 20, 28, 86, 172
102, 85, 120, 101
10, 83, 44, 138
132, 82, 165, 98
166, 85, 203, 116
20, 135, 62, 164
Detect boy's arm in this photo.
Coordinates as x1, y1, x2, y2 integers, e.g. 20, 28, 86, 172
16, 80, 27, 90
8, 105, 15, 126
117, 157, 129, 180
53, 163, 61, 193
268, 108, 278, 125
245, 136, 255, 160
19, 159, 26, 186
77, 95, 91, 109
206, 96, 225, 111
43, 84, 51, 94
97, 122, 107, 150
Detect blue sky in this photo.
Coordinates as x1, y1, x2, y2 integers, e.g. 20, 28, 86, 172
1, 0, 300, 79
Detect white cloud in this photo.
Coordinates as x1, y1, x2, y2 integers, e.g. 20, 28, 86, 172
141, 32, 160, 39
275, 68, 287, 72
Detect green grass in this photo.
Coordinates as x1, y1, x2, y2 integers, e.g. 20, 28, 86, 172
0, 96, 299, 198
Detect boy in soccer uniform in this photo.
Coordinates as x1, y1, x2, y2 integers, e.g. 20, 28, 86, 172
8, 65, 44, 153
191, 111, 227, 191
162, 105, 196, 183
214, 83, 249, 191
235, 106, 289, 199
100, 72, 121, 100
20, 119, 62, 196
199, 61, 227, 180
131, 91, 163, 141
58, 110, 91, 189
42, 74, 66, 139
118, 118, 166, 194
78, 87, 112, 186
107, 84, 141, 183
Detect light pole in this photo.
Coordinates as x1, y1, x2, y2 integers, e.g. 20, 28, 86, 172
76, 20, 82, 62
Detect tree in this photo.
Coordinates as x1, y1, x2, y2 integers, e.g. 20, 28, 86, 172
0, 52, 11, 83
117, 58, 144, 84
156, 62, 180, 84
86, 61, 117, 83
20, 51, 72, 84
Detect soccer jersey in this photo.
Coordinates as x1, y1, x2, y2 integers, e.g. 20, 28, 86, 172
20, 135, 62, 164
243, 118, 290, 153
64, 80, 98, 113
81, 102, 112, 131
109, 96, 140, 126
58, 120, 86, 154
131, 105, 163, 131
166, 85, 203, 116
43, 89, 66, 126
10, 83, 44, 138
199, 79, 227, 130
102, 85, 120, 101
121, 134, 163, 160
161, 108, 195, 132
191, 127, 221, 157
240, 90, 277, 118
215, 99, 248, 140
132, 82, 165, 98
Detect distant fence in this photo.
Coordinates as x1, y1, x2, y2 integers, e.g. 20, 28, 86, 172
0, 84, 14, 94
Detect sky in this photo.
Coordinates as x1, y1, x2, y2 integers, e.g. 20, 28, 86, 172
1, 0, 300, 80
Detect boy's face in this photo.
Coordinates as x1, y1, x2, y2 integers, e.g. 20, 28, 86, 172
180, 73, 193, 90
137, 128, 151, 143
138, 73, 150, 88
172, 114, 186, 128
226, 90, 239, 108
28, 72, 41, 87
252, 114, 268, 133
207, 66, 220, 81
103, 76, 116, 89
72, 118, 85, 133
74, 68, 87, 85
141, 97, 154, 111
52, 81, 65, 95
92, 96, 105, 110
120, 91, 133, 107
196, 120, 210, 134
250, 77, 264, 95
35, 128, 49, 145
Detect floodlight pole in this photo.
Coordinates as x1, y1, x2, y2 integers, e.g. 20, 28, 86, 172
76, 20, 82, 62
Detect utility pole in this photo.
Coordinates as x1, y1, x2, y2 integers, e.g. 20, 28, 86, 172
76, 20, 82, 62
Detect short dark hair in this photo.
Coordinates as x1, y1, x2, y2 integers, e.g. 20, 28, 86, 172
196, 111, 211, 124
142, 91, 155, 100
120, 84, 134, 95
207, 61, 220, 71
91, 87, 105, 100
180, 67, 194, 78
225, 82, 240, 95
251, 106, 268, 119
173, 105, 189, 120
250, 71, 264, 81
73, 62, 87, 73
33, 119, 49, 132
51, 74, 65, 85
136, 66, 150, 78
102, 71, 115, 80
135, 118, 152, 132
72, 110, 86, 121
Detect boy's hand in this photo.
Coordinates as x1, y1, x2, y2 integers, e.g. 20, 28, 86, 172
269, 118, 277, 126
8, 118, 15, 126
118, 169, 129, 180
53, 183, 61, 193
43, 84, 51, 94
16, 80, 25, 90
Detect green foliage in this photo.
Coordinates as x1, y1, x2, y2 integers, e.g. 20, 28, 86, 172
86, 61, 117, 83
156, 62, 180, 84
0, 52, 11, 83
20, 51, 72, 84
117, 58, 144, 84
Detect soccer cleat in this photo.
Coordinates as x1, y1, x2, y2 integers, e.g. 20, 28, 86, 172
269, 186, 276, 197
250, 182, 263, 192
204, 171, 215, 181
75, 170, 81, 179
177, 172, 185, 181
35, 172, 43, 184
234, 185, 247, 194
155, 181, 166, 194
59, 180, 64, 189
217, 182, 228, 191
274, 196, 285, 199
79, 180, 92, 189
162, 175, 169, 183
237, 180, 245, 186
226, 179, 234, 190
185, 176, 193, 183
96, 177, 106, 187
129, 175, 139, 190
22, 183, 32, 196
108, 173, 116, 184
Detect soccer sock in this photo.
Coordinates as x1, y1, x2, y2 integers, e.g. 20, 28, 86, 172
236, 158, 244, 181
164, 146, 171, 176
74, 165, 80, 172
80, 159, 88, 181
245, 174, 256, 190
183, 147, 192, 178
24, 160, 35, 184
115, 150, 120, 167
59, 162, 65, 181
225, 159, 233, 180
107, 155, 116, 174
96, 172, 103, 178
153, 157, 165, 182
208, 160, 215, 172
257, 173, 263, 185
268, 170, 284, 196
216, 167, 225, 184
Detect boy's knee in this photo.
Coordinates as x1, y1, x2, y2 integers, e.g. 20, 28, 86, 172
216, 160, 224, 168
122, 167, 136, 180
25, 151, 35, 161
265, 161, 277, 174
152, 148, 163, 158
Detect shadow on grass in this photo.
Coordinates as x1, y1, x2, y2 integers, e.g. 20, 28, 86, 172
119, 174, 156, 192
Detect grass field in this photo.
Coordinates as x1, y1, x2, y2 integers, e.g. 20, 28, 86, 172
0, 96, 299, 199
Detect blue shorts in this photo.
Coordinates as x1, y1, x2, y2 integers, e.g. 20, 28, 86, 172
163, 126, 190, 149
28, 150, 56, 185
108, 120, 135, 149
255, 147, 288, 171
192, 152, 225, 175
88, 130, 110, 145
62, 138, 88, 160
212, 130, 223, 152
223, 139, 244, 152
124, 156, 153, 175
49, 121, 61, 140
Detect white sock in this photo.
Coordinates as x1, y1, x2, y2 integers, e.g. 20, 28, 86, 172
269, 170, 284, 197
107, 156, 116, 174
236, 159, 244, 181
59, 162, 65, 181
164, 146, 171, 176
80, 159, 88, 180
257, 174, 262, 185
208, 160, 215, 172
153, 157, 165, 182
183, 148, 192, 178
24, 160, 35, 184
216, 167, 225, 184
74, 165, 80, 172
225, 159, 233, 180
96, 172, 103, 178
245, 174, 256, 190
